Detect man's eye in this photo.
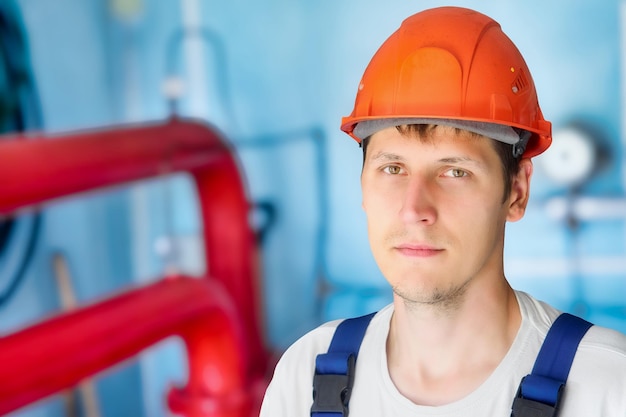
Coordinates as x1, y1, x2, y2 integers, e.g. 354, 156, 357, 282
383, 165, 402, 175
445, 168, 467, 178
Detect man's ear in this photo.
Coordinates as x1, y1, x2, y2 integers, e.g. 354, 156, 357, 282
507, 158, 533, 222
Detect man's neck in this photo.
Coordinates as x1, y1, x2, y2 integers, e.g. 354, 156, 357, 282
386, 280, 521, 406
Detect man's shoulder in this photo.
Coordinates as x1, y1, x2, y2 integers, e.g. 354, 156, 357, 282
275, 319, 340, 369
287, 306, 390, 352
517, 290, 626, 362
514, 291, 626, 414
580, 323, 626, 358
563, 323, 626, 414
274, 304, 393, 371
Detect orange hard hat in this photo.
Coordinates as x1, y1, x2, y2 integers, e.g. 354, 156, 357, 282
340, 7, 552, 158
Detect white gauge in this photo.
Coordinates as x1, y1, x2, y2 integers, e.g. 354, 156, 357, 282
538, 126, 597, 187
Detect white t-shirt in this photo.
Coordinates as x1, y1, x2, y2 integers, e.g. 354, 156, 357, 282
260, 291, 626, 416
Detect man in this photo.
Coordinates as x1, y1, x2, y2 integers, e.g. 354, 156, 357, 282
260, 6, 626, 416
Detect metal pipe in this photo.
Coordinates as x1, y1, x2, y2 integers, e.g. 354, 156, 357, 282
0, 275, 255, 416
0, 118, 268, 415
544, 196, 626, 221
0, 118, 224, 213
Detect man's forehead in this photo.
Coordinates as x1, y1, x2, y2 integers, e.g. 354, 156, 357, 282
364, 125, 500, 163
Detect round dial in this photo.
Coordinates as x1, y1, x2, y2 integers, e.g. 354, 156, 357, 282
538, 127, 597, 187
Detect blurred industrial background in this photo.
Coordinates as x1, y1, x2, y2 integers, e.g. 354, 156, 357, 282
0, 0, 624, 415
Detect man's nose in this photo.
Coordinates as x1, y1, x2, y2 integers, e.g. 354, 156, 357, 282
399, 176, 437, 225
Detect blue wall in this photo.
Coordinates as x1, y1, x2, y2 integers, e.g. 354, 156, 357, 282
3, 0, 625, 415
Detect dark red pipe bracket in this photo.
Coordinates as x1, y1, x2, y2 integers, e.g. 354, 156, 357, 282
0, 118, 269, 416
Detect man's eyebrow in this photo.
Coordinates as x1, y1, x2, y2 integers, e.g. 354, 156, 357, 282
439, 156, 475, 164
369, 151, 404, 162
439, 156, 486, 169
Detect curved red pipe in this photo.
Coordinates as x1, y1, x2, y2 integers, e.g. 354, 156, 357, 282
0, 118, 225, 212
0, 119, 269, 415
0, 276, 252, 416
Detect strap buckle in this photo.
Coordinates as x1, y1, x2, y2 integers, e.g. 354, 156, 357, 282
510, 376, 563, 417
511, 396, 558, 417
311, 354, 356, 416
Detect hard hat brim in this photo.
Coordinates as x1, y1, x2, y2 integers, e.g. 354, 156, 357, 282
352, 118, 521, 144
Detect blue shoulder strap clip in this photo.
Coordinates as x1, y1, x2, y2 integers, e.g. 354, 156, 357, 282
511, 313, 593, 417
311, 312, 376, 417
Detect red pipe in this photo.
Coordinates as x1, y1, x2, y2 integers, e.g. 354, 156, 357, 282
0, 275, 255, 416
0, 118, 223, 212
0, 119, 269, 415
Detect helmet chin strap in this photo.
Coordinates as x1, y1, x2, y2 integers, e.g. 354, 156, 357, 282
513, 130, 532, 158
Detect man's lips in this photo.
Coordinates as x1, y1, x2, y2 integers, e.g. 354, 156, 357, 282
394, 244, 443, 257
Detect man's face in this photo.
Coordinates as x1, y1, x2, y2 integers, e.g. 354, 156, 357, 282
361, 126, 529, 307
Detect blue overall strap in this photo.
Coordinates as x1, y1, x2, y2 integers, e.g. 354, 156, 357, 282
311, 312, 376, 417
511, 313, 593, 417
